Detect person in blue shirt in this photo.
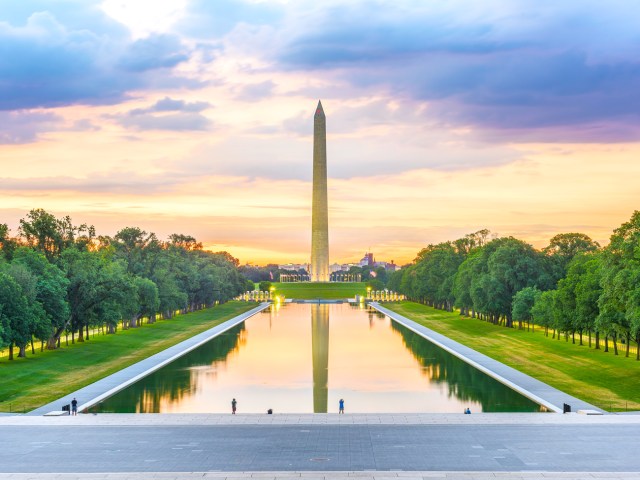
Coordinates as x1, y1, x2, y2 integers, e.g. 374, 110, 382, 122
339, 398, 344, 414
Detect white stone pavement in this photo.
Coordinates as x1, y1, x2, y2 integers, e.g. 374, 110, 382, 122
2, 412, 639, 427
1, 471, 640, 479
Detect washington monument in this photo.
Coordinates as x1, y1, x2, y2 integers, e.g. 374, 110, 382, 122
311, 100, 329, 282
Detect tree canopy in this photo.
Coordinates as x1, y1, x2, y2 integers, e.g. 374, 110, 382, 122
0, 209, 248, 361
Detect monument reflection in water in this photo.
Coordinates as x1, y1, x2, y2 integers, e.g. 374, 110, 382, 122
93, 303, 544, 413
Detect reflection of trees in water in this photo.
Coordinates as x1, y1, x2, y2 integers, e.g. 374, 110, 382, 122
390, 321, 544, 412
93, 323, 246, 413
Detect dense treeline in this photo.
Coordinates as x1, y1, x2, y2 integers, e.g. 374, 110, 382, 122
389, 211, 640, 359
0, 209, 252, 360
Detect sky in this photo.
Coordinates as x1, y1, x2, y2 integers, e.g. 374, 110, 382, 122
1, 0, 639, 265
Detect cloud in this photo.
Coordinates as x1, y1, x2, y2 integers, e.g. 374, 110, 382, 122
178, 101, 520, 181
117, 34, 189, 72
0, 111, 61, 143
118, 112, 212, 131
71, 119, 101, 132
0, 6, 193, 111
176, 0, 283, 38
235, 80, 275, 101
274, 0, 640, 140
0, 171, 183, 194
130, 96, 211, 115
114, 97, 213, 131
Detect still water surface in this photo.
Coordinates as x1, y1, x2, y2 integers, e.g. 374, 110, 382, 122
93, 303, 544, 413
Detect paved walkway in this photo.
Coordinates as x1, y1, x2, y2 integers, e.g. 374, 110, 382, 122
370, 303, 602, 413
1, 414, 640, 474
2, 412, 638, 427
29, 303, 270, 416
1, 472, 639, 479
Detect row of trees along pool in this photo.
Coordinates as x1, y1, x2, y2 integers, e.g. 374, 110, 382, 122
386, 210, 640, 360
0, 209, 253, 360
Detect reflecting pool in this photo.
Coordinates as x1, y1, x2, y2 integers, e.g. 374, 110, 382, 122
93, 303, 545, 413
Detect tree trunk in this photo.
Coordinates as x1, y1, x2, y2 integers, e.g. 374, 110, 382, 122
31, 339, 35, 355
595, 331, 600, 350
18, 345, 26, 358
86, 324, 90, 340
604, 335, 608, 352
77, 326, 84, 342
636, 335, 639, 361
579, 331, 583, 346
625, 333, 630, 358
46, 316, 73, 350
107, 324, 115, 334
613, 334, 618, 355
8, 344, 13, 360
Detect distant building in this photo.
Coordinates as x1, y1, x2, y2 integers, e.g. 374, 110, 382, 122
279, 263, 309, 272
359, 252, 375, 267
329, 263, 343, 273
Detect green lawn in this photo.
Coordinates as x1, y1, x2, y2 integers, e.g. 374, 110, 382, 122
272, 282, 366, 299
0, 301, 255, 413
384, 302, 640, 411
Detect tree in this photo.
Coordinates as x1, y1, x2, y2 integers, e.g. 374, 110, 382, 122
0, 224, 17, 260
112, 227, 160, 276
597, 211, 640, 356
0, 272, 35, 359
19, 209, 94, 260
544, 233, 600, 284
11, 247, 70, 352
532, 290, 557, 337
366, 278, 385, 291
512, 287, 541, 330
554, 253, 602, 345
574, 254, 603, 349
123, 276, 160, 328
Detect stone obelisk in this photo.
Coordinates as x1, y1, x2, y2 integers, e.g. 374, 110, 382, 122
311, 100, 329, 282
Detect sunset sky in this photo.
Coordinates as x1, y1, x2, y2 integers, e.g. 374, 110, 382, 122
1, 0, 639, 265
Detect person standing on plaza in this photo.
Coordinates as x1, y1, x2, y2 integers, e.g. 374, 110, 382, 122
231, 398, 237, 414
71, 398, 78, 416
339, 398, 344, 414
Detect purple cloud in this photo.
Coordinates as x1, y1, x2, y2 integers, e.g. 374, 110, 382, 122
0, 7, 193, 111
275, 1, 640, 141
0, 111, 61, 144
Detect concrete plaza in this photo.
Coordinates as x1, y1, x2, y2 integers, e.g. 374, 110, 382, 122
1, 413, 640, 478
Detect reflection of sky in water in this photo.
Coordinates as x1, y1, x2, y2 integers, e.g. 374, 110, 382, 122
94, 303, 544, 414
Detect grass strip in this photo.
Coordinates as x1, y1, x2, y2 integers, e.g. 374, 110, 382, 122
383, 302, 640, 412
271, 282, 366, 299
0, 301, 256, 413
